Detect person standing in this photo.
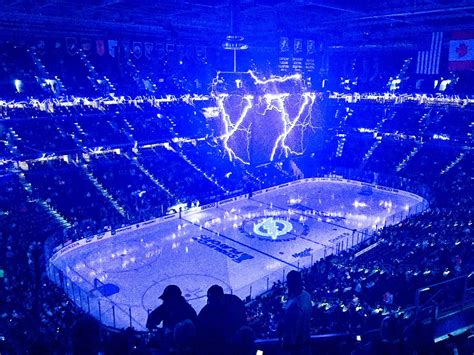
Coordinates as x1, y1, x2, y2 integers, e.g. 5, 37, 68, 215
279, 270, 312, 355
197, 284, 247, 354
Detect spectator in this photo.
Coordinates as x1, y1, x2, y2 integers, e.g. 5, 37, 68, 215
146, 285, 197, 333
402, 316, 435, 355
172, 319, 197, 355
71, 314, 101, 355
279, 270, 312, 355
231, 326, 257, 355
197, 284, 247, 354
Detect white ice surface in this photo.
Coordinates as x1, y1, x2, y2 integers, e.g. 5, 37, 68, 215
51, 179, 424, 330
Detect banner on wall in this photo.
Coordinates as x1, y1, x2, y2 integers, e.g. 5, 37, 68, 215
144, 42, 154, 59
293, 38, 304, 72
278, 37, 318, 74
166, 43, 175, 53
122, 41, 131, 59
36, 40, 46, 51
176, 44, 185, 58
156, 43, 165, 54
307, 39, 316, 55
279, 36, 290, 72
294, 38, 303, 54
108, 40, 118, 58
96, 40, 105, 56
279, 37, 289, 53
81, 38, 92, 52
196, 46, 206, 58
133, 42, 143, 59
66, 37, 77, 55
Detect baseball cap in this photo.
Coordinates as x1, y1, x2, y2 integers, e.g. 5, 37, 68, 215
159, 285, 182, 301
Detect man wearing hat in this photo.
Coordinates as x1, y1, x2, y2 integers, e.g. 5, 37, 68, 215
146, 284, 198, 332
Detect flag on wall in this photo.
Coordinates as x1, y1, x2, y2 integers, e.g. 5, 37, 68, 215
416, 32, 443, 75
448, 31, 474, 71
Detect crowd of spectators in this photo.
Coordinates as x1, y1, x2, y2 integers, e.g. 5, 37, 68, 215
0, 39, 212, 100
1, 143, 471, 353
0, 39, 473, 354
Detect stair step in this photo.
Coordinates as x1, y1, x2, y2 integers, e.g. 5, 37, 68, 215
83, 166, 127, 218
133, 160, 176, 199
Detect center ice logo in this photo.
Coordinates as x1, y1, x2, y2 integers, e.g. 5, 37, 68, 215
253, 218, 293, 240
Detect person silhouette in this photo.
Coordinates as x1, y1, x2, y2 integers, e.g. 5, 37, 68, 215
197, 285, 247, 354
146, 284, 197, 334
279, 270, 312, 355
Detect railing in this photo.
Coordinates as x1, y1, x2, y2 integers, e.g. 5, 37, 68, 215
92, 326, 379, 354
47, 261, 145, 330
415, 273, 474, 320
304, 166, 433, 204
254, 330, 380, 355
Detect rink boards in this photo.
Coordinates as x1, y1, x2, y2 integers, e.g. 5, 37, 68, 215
48, 177, 427, 330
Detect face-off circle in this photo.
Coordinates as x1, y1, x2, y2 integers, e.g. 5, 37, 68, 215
81, 239, 162, 273
240, 216, 308, 242
254, 218, 293, 239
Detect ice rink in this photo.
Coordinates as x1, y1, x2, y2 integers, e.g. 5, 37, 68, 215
49, 178, 427, 330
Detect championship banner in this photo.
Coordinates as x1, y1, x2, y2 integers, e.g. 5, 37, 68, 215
133, 42, 143, 59
279, 37, 289, 53
294, 38, 303, 54
156, 43, 165, 54
36, 40, 46, 51
108, 40, 118, 58
196, 46, 206, 58
307, 39, 316, 55
81, 38, 92, 52
96, 40, 105, 56
66, 37, 77, 55
122, 41, 131, 59
144, 42, 154, 60
278, 37, 318, 74
176, 44, 185, 57
279, 36, 291, 73
292, 38, 303, 72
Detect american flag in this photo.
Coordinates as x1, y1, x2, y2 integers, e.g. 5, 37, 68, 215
416, 32, 443, 75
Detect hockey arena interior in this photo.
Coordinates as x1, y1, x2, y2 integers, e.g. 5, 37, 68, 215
0, 0, 473, 354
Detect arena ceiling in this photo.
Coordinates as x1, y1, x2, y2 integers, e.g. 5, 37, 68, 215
1, 0, 474, 46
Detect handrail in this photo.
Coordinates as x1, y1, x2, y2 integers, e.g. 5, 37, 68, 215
415, 273, 474, 318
